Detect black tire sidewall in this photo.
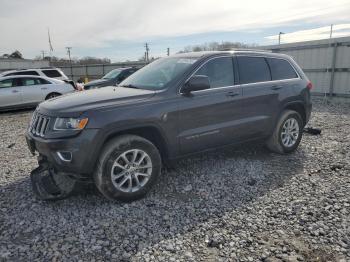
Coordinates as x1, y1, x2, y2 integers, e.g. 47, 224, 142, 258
46, 93, 60, 100
277, 112, 303, 153
97, 137, 161, 201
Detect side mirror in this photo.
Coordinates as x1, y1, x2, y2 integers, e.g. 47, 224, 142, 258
182, 75, 210, 94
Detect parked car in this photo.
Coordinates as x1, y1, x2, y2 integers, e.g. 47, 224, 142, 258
0, 68, 68, 81
0, 75, 75, 110
26, 50, 312, 201
84, 67, 138, 90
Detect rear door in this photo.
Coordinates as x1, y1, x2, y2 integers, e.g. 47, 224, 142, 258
17, 77, 45, 104
236, 55, 280, 137
178, 56, 245, 154
0, 78, 22, 107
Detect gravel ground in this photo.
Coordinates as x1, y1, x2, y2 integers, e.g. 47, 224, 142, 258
0, 97, 349, 262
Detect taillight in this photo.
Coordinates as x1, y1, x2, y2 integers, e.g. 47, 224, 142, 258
306, 81, 313, 90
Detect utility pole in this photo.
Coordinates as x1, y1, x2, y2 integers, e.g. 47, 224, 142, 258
167, 47, 170, 56
66, 47, 73, 79
330, 24, 333, 38
144, 43, 149, 62
65, 47, 72, 64
41, 50, 46, 60
278, 32, 285, 45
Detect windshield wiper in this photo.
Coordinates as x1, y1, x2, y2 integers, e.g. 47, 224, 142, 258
119, 84, 141, 89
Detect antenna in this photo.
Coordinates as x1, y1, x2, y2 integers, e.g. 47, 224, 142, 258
48, 28, 54, 54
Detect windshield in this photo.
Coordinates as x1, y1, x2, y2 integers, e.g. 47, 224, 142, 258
102, 69, 122, 79
119, 57, 198, 90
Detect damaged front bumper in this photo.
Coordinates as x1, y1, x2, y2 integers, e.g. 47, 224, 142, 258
25, 129, 100, 200
30, 159, 78, 200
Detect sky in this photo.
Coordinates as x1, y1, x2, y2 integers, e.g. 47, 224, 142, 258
0, 0, 350, 62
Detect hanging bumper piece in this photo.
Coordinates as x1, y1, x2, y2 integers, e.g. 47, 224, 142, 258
30, 162, 77, 201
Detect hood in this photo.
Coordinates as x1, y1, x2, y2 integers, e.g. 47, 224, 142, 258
37, 86, 155, 116
84, 78, 111, 87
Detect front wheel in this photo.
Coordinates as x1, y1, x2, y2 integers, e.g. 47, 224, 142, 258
93, 135, 161, 201
266, 110, 303, 154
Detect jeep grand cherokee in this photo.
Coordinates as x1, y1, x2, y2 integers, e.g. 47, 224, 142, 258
26, 51, 312, 201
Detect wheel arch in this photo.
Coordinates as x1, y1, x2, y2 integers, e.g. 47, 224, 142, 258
97, 125, 170, 165
283, 101, 306, 126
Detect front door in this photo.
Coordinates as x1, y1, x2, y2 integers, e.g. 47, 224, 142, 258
177, 56, 245, 155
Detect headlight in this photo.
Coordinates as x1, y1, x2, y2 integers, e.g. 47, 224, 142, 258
53, 117, 88, 130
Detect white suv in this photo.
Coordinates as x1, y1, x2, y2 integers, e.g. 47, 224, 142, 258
0, 75, 75, 110
0, 68, 68, 81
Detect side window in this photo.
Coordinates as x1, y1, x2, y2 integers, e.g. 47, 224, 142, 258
195, 57, 234, 88
38, 78, 51, 84
237, 56, 271, 84
42, 69, 62, 78
13, 71, 40, 76
0, 79, 14, 88
21, 78, 41, 86
266, 58, 298, 80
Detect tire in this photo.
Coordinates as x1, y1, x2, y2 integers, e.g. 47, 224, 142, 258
93, 135, 161, 201
266, 110, 303, 154
45, 93, 61, 100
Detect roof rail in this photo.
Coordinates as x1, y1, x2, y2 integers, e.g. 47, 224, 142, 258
220, 48, 272, 52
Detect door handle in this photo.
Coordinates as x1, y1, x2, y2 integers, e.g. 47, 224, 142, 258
271, 85, 282, 90
226, 91, 240, 97
12, 90, 19, 93
41, 87, 48, 90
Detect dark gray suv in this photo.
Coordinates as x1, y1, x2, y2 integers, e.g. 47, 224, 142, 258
26, 50, 312, 201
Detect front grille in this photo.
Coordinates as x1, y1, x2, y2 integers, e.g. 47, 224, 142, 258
30, 112, 50, 137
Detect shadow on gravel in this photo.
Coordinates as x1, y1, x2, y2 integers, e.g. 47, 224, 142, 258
0, 142, 306, 260
0, 108, 35, 116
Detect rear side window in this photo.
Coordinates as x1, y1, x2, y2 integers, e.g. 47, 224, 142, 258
0, 79, 14, 88
38, 78, 51, 84
266, 58, 298, 80
7, 71, 40, 76
20, 78, 43, 86
42, 69, 62, 78
237, 56, 271, 84
195, 57, 234, 88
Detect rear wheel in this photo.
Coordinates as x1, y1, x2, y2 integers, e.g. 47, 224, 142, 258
93, 135, 161, 201
266, 110, 303, 154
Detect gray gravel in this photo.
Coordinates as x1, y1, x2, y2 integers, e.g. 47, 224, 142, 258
0, 97, 349, 261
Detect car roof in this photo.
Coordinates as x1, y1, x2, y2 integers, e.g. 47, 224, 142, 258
110, 67, 134, 71
0, 67, 61, 75
0, 75, 61, 83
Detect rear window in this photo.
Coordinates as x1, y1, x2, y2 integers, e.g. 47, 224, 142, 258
7, 71, 39, 76
266, 58, 298, 80
42, 69, 62, 78
237, 56, 271, 84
